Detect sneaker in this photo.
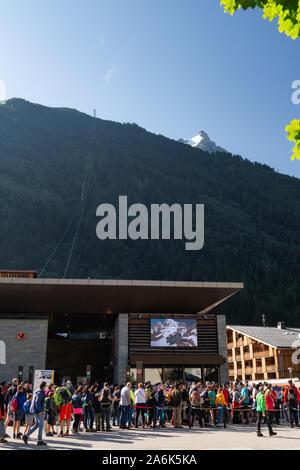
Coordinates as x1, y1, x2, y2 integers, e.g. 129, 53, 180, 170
85, 428, 90, 432
4, 434, 10, 438
0, 438, 8, 444
37, 440, 47, 446
17, 432, 22, 438
59, 431, 64, 437
22, 435, 28, 445
45, 432, 53, 437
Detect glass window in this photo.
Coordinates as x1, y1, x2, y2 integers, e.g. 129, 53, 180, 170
144, 368, 163, 384
129, 368, 137, 384
18, 366, 23, 382
203, 366, 218, 383
184, 368, 202, 383
164, 367, 183, 383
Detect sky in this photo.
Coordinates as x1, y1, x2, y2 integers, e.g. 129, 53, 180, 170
0, 0, 299, 178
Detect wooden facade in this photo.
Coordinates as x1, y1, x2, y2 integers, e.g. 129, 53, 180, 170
0, 270, 37, 279
227, 326, 300, 382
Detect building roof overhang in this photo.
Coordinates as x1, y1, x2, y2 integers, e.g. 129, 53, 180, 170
0, 278, 243, 315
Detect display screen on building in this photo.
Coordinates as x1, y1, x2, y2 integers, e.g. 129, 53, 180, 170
150, 318, 198, 347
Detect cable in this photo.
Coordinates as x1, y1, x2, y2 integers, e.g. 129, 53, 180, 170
38, 210, 78, 278
62, 111, 97, 278
38, 110, 97, 278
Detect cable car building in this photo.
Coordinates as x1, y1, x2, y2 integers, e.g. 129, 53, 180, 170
0, 272, 243, 385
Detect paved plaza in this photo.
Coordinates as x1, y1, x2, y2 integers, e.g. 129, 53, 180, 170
1, 423, 300, 450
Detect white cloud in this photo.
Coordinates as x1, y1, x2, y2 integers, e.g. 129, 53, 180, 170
104, 65, 119, 84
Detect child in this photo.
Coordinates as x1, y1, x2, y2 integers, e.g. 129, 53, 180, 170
45, 392, 57, 436
23, 393, 34, 436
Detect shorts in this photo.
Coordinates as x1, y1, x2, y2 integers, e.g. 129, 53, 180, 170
25, 414, 34, 426
47, 413, 55, 426
14, 409, 24, 421
59, 403, 72, 421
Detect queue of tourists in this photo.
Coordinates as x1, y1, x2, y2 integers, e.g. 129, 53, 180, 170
1, 377, 300, 445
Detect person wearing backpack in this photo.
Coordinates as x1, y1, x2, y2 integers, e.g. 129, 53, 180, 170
156, 384, 166, 428
4, 378, 18, 438
189, 386, 203, 428
45, 392, 57, 436
22, 381, 47, 446
284, 381, 300, 428
11, 384, 26, 439
99, 382, 113, 431
54, 384, 72, 437
172, 383, 183, 428
82, 385, 95, 432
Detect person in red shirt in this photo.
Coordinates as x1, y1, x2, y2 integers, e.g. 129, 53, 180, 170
284, 380, 300, 428
283, 380, 300, 403
265, 388, 277, 436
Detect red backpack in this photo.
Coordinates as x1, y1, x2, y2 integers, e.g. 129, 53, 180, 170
9, 397, 18, 412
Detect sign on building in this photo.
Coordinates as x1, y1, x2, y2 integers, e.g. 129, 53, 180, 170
33, 370, 54, 391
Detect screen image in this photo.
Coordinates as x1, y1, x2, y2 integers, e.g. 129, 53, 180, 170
150, 318, 198, 347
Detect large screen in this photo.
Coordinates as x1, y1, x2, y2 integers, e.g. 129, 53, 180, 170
150, 318, 197, 347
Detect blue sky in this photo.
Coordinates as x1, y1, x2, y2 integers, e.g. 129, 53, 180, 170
0, 0, 299, 177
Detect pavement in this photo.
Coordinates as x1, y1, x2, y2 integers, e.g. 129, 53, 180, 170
1, 423, 300, 450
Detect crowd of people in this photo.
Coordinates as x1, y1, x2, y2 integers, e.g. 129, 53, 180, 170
1, 376, 300, 446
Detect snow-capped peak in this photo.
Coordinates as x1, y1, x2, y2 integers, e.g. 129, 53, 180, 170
179, 130, 228, 154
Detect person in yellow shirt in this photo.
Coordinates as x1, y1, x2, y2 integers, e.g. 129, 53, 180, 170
215, 388, 227, 426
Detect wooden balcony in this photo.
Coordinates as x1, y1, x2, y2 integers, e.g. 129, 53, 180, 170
253, 350, 270, 359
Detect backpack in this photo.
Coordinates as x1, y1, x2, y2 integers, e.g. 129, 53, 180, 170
190, 391, 200, 407
288, 387, 297, 402
100, 388, 111, 405
172, 389, 181, 407
9, 397, 18, 413
58, 387, 70, 404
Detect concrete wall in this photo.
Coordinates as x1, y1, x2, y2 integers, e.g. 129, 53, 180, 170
0, 318, 48, 383
216, 315, 229, 384
114, 314, 128, 385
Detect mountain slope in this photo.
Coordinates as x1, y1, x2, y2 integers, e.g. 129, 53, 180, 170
0, 98, 300, 326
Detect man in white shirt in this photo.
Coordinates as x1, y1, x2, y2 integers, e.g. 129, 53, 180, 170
134, 383, 147, 428
120, 383, 132, 429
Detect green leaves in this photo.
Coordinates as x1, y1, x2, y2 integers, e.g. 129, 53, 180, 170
286, 119, 300, 160
221, 0, 300, 162
220, 1, 300, 39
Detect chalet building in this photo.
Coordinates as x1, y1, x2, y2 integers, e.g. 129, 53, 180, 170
227, 323, 300, 382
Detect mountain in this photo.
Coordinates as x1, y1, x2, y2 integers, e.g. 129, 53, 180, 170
151, 319, 197, 347
179, 130, 228, 154
0, 98, 300, 326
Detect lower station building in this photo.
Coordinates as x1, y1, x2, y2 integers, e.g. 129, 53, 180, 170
0, 272, 243, 385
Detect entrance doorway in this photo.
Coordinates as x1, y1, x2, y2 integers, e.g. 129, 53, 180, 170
46, 313, 116, 385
